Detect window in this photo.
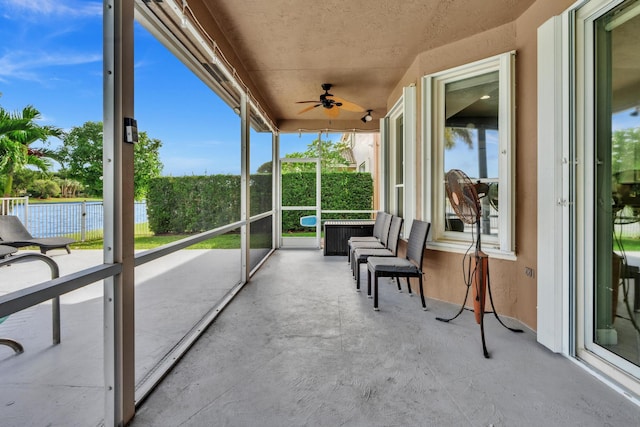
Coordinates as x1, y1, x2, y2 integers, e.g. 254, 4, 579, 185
382, 86, 416, 234
423, 52, 515, 256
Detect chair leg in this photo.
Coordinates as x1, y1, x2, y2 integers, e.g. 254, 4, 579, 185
396, 276, 402, 292
367, 269, 372, 297
405, 277, 413, 295
350, 255, 354, 277
373, 274, 379, 311
65, 245, 71, 254
356, 260, 361, 291
419, 275, 427, 310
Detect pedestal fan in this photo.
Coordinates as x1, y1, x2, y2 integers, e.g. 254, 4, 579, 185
436, 169, 522, 358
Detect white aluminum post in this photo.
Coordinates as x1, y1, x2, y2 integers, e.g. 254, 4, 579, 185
103, 0, 135, 425
379, 117, 389, 212
273, 132, 280, 249
81, 201, 87, 242
241, 93, 250, 283
316, 158, 321, 248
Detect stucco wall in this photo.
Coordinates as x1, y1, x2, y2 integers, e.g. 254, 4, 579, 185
389, 0, 575, 330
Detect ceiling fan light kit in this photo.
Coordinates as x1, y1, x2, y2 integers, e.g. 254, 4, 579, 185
361, 109, 373, 123
296, 83, 365, 118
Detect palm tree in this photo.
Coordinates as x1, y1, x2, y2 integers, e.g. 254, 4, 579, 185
0, 105, 63, 196
444, 126, 473, 150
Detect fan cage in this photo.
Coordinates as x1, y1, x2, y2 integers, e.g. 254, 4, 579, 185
445, 169, 480, 225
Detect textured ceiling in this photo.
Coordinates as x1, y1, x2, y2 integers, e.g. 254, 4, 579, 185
165, 0, 537, 131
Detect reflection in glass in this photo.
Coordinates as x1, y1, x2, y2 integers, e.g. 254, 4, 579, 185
594, 0, 640, 367
443, 71, 499, 238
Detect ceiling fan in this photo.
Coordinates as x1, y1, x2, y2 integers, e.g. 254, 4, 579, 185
296, 83, 365, 118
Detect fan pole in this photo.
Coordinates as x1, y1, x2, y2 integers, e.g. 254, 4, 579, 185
474, 251, 489, 324
475, 250, 490, 357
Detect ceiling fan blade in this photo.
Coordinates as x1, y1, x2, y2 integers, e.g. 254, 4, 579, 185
323, 106, 340, 118
330, 96, 365, 112
298, 104, 320, 114
296, 100, 321, 104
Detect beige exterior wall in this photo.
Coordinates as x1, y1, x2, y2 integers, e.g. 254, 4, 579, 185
390, 0, 575, 330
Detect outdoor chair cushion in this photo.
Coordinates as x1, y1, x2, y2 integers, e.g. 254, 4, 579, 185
366, 220, 431, 311
347, 213, 392, 263
367, 257, 419, 275
351, 215, 403, 289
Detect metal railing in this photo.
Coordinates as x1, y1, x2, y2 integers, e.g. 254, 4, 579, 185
0, 198, 151, 241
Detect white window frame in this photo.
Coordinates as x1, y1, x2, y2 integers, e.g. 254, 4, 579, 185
382, 86, 416, 235
422, 52, 516, 258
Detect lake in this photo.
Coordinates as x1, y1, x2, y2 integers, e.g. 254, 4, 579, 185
8, 201, 149, 240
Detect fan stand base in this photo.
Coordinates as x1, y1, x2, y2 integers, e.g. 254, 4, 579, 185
436, 251, 523, 358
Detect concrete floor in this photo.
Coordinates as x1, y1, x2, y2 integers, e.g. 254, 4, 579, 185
0, 249, 242, 427
130, 249, 640, 427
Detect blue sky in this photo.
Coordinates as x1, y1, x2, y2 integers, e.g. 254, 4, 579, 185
0, 0, 316, 175
4, 0, 635, 178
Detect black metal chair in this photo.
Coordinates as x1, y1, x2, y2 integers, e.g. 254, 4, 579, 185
348, 213, 392, 264
366, 220, 431, 311
351, 215, 403, 290
348, 211, 387, 245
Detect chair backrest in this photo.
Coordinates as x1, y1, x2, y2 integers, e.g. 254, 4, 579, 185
405, 220, 431, 269
0, 216, 34, 241
378, 213, 393, 246
371, 211, 386, 239
385, 216, 404, 255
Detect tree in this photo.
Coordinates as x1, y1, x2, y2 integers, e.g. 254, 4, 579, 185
0, 104, 63, 196
28, 179, 61, 199
612, 127, 640, 176
444, 126, 473, 150
55, 178, 83, 198
133, 131, 163, 200
57, 121, 163, 199
57, 121, 104, 197
256, 161, 272, 173
282, 137, 352, 172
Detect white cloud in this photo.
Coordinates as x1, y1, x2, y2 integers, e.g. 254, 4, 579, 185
0, 50, 101, 82
0, 0, 102, 18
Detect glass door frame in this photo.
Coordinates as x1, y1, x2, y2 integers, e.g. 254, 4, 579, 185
575, 0, 640, 390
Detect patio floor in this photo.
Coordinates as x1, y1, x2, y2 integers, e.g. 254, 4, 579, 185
1, 248, 639, 426
131, 249, 639, 426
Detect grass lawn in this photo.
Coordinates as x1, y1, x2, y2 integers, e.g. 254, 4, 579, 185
29, 197, 103, 203
69, 230, 313, 250
615, 237, 640, 253
71, 233, 241, 250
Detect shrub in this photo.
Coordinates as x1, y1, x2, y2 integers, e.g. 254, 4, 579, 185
28, 179, 61, 199
147, 172, 372, 234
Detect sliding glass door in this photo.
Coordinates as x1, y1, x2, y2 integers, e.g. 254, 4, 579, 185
584, 0, 640, 381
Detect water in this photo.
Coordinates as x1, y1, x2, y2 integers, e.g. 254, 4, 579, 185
8, 201, 149, 239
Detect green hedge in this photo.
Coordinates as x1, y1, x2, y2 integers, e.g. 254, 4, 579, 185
147, 172, 372, 234
281, 172, 373, 231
